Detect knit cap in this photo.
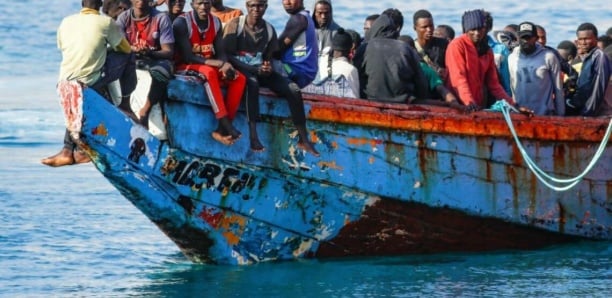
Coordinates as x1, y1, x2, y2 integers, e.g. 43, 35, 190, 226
462, 10, 485, 32
332, 28, 353, 51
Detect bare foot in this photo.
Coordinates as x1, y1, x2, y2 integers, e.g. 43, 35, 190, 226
211, 131, 234, 146
41, 148, 74, 167
297, 141, 320, 157
250, 138, 266, 152
73, 149, 91, 164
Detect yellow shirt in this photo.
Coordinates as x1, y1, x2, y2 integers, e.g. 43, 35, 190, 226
57, 8, 126, 85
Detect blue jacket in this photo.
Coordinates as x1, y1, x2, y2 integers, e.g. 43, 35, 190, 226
488, 35, 512, 96
569, 48, 611, 116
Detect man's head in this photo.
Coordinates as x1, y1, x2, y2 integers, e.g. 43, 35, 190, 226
191, 0, 212, 20
535, 25, 547, 46
131, 0, 150, 10
363, 14, 379, 37
102, 0, 130, 19
557, 40, 577, 62
83, 0, 103, 10
168, 0, 186, 15
282, 0, 303, 14
313, 0, 332, 28
517, 21, 538, 54
483, 10, 493, 32
575, 22, 598, 55
381, 8, 403, 33
413, 9, 434, 42
462, 9, 486, 44
597, 35, 612, 50
331, 28, 353, 57
245, 0, 267, 20
434, 24, 455, 41
211, 0, 223, 9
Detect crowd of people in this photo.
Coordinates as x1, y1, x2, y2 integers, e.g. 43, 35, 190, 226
42, 0, 612, 167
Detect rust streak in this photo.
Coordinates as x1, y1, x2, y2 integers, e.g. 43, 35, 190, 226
301, 94, 610, 143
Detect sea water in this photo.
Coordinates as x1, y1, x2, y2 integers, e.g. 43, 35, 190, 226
0, 1, 610, 296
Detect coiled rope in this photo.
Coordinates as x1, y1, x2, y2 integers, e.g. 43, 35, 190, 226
491, 100, 612, 191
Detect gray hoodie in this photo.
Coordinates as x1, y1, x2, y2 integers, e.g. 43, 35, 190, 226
312, 0, 341, 56
508, 44, 565, 115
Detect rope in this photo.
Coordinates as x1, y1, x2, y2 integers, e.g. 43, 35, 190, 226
496, 100, 612, 191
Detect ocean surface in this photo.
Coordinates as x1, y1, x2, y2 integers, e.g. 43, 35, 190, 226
0, 0, 610, 297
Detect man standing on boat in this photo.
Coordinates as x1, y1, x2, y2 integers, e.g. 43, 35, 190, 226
312, 0, 341, 57
173, 0, 247, 144
43, 0, 136, 167
566, 23, 611, 116
412, 9, 448, 83
446, 10, 515, 111
508, 22, 565, 116
356, 12, 428, 103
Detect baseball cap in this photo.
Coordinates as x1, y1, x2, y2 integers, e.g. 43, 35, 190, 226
518, 22, 537, 38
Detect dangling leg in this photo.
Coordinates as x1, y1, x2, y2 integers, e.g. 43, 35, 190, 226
264, 74, 319, 156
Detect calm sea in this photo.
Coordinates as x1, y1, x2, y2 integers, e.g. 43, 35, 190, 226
0, 0, 610, 297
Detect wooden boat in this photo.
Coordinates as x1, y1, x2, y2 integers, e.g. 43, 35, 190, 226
60, 75, 612, 265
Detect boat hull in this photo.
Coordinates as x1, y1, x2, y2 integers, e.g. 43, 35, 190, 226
70, 78, 611, 265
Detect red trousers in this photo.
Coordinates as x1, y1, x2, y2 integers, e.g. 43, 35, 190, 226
177, 64, 246, 119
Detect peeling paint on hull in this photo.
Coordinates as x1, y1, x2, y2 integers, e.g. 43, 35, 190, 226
68, 78, 611, 265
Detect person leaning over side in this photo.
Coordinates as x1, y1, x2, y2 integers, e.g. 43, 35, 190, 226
173, 0, 247, 145
446, 10, 524, 112
508, 22, 565, 116
566, 23, 611, 116
116, 0, 175, 127
42, 0, 136, 167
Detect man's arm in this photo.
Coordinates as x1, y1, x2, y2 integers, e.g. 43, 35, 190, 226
173, 17, 220, 67
277, 13, 308, 53
548, 51, 566, 115
446, 41, 477, 106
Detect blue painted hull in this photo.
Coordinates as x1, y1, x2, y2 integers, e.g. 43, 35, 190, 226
72, 78, 611, 265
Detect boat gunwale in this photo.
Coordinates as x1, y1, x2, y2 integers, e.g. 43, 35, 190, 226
287, 91, 612, 143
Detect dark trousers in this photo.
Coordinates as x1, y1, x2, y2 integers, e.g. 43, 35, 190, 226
91, 51, 137, 96
242, 70, 306, 126
64, 51, 137, 150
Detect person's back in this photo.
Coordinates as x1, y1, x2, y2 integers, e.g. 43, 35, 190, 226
45, 0, 136, 167
305, 28, 359, 98
361, 14, 427, 103
58, 6, 123, 85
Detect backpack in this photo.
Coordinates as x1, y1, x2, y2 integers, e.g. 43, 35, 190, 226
236, 15, 274, 48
